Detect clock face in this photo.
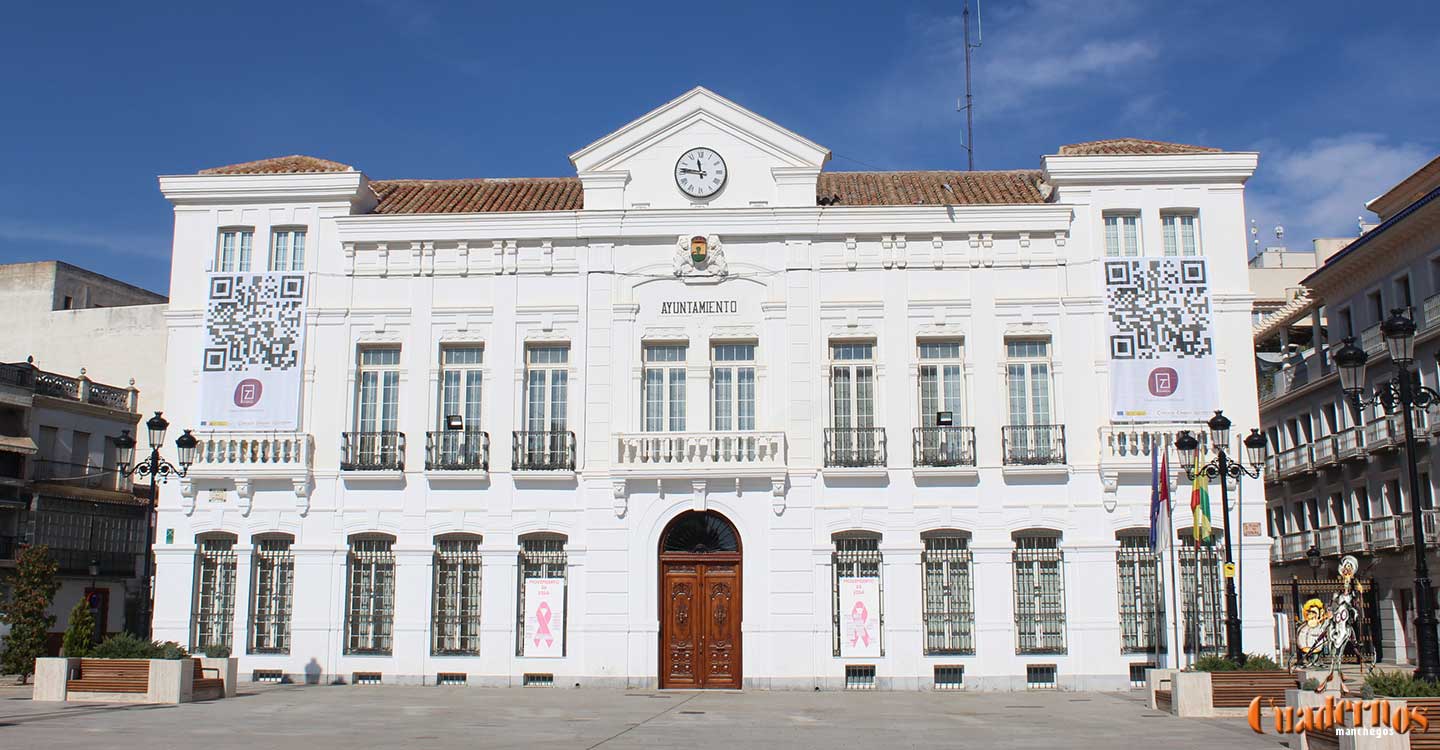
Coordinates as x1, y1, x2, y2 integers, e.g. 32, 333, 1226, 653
675, 147, 727, 198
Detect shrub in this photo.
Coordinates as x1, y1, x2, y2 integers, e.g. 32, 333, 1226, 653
1301, 677, 1321, 691
0, 545, 60, 683
1191, 655, 1239, 672
1240, 653, 1282, 671
202, 644, 231, 658
92, 632, 190, 660
61, 601, 95, 658
155, 641, 189, 660
1364, 671, 1440, 697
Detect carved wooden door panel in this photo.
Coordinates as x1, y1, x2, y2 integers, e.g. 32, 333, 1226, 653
661, 563, 701, 688
699, 562, 741, 688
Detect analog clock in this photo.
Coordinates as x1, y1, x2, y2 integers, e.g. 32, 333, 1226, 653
674, 147, 727, 199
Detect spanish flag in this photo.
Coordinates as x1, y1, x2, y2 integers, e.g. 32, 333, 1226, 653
1190, 454, 1213, 544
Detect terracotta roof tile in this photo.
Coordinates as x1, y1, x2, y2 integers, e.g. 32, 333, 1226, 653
199, 155, 354, 175
815, 170, 1046, 206
369, 178, 584, 214
1056, 138, 1221, 156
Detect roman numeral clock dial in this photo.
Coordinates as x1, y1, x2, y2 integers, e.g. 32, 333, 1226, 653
675, 147, 727, 199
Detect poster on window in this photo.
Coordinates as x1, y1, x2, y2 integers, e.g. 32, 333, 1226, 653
524, 578, 565, 657
198, 273, 308, 431
839, 576, 881, 658
1104, 258, 1218, 422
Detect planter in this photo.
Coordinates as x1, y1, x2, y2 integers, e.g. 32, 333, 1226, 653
1168, 669, 1298, 718
1146, 668, 1178, 712
33, 657, 228, 704
1339, 697, 1408, 750
200, 657, 239, 698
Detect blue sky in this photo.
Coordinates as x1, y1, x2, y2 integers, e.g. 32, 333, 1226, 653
2, 0, 1437, 295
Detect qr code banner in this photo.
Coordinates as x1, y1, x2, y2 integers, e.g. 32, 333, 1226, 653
198, 273, 308, 430
1105, 258, 1217, 422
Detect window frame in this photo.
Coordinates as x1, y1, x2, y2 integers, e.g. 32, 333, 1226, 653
921, 531, 974, 655
191, 533, 238, 652
216, 228, 255, 272
642, 343, 688, 432
711, 341, 757, 432
1160, 210, 1201, 257
432, 534, 484, 656
1115, 532, 1164, 654
516, 534, 568, 657
832, 533, 885, 657
249, 535, 294, 654
1102, 211, 1142, 257
345, 535, 397, 655
1013, 532, 1066, 655
269, 227, 307, 272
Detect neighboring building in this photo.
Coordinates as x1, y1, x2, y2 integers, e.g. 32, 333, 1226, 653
0, 359, 148, 648
152, 88, 1270, 689
1257, 154, 1440, 666
0, 261, 168, 418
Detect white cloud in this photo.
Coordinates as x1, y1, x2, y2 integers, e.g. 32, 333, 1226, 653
1245, 134, 1434, 248
0, 218, 170, 260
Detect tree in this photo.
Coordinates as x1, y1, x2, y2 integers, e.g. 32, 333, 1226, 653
61, 600, 95, 658
1, 545, 61, 683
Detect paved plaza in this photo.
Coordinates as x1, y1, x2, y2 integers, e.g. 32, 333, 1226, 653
0, 683, 1284, 749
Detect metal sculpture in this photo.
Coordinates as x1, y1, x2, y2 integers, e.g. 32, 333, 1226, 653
1293, 555, 1374, 692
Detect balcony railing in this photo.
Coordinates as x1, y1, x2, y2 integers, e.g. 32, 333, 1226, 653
340, 431, 405, 471
1334, 426, 1366, 460
192, 431, 313, 475
1311, 436, 1338, 467
1280, 531, 1313, 561
0, 363, 35, 389
1340, 521, 1370, 553
1425, 292, 1440, 330
512, 430, 576, 471
823, 427, 887, 468
1097, 423, 1207, 472
1263, 454, 1280, 484
615, 430, 785, 474
425, 430, 490, 471
912, 426, 977, 467
1316, 526, 1341, 557
0, 362, 135, 412
1002, 425, 1067, 466
31, 460, 128, 492
1361, 323, 1383, 355
1276, 445, 1314, 478
1368, 516, 1400, 550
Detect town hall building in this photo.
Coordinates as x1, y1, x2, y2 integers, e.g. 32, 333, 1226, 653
152, 87, 1270, 690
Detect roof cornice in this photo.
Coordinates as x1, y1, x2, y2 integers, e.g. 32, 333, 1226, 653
1041, 152, 1258, 186
158, 171, 374, 207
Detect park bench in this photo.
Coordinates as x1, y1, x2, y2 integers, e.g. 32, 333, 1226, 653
192, 659, 225, 698
68, 658, 149, 693
1154, 677, 1173, 712
1404, 696, 1440, 749
1208, 671, 1296, 708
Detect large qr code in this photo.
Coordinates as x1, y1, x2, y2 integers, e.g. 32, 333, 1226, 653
201, 275, 306, 372
1105, 259, 1212, 361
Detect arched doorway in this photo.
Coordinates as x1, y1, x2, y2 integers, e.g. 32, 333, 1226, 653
658, 510, 742, 689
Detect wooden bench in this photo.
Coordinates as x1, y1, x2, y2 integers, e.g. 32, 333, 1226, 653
192, 659, 225, 697
68, 659, 149, 694
1403, 696, 1440, 749
1209, 670, 1297, 708
1155, 688, 1172, 712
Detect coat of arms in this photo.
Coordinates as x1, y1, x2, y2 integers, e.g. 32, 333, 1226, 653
674, 234, 727, 278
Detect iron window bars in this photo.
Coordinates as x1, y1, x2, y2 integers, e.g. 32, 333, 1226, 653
192, 535, 237, 652
1014, 535, 1067, 654
832, 536, 884, 656
345, 537, 396, 655
432, 537, 483, 655
1116, 534, 1165, 654
250, 537, 294, 654
922, 535, 975, 654
516, 537, 567, 656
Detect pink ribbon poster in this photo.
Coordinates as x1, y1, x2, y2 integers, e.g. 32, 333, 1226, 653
839, 576, 881, 657
523, 578, 565, 657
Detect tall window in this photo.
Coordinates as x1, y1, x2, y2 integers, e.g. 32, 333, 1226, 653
516, 535, 568, 656
1005, 340, 1057, 462
357, 347, 401, 433
1116, 533, 1164, 654
712, 343, 756, 431
830, 341, 878, 462
249, 536, 294, 654
832, 534, 884, 656
346, 536, 396, 654
1014, 533, 1066, 654
522, 346, 570, 465
922, 532, 974, 655
918, 341, 966, 464
1179, 542, 1224, 656
217, 229, 254, 272
1161, 212, 1200, 256
432, 535, 483, 656
1104, 212, 1140, 257
191, 534, 237, 651
643, 344, 687, 432
270, 228, 306, 271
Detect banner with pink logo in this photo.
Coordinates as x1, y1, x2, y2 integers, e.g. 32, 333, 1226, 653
839, 576, 881, 658
198, 273, 308, 431
1104, 257, 1217, 422
524, 578, 565, 658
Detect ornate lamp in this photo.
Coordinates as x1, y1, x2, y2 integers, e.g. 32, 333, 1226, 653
1382, 308, 1418, 367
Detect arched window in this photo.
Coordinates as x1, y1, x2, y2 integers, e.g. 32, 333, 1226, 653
1115, 529, 1163, 655
832, 531, 883, 657
921, 530, 973, 655
1175, 528, 1225, 656
346, 534, 396, 655
517, 533, 567, 657
661, 511, 739, 554
1012, 530, 1065, 654
433, 533, 483, 656
191, 532, 237, 652
250, 533, 294, 654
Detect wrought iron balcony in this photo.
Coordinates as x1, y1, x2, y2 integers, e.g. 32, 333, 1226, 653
614, 430, 785, 476
912, 426, 976, 467
512, 430, 576, 471
823, 427, 887, 468
425, 430, 490, 471
340, 431, 405, 471
190, 431, 313, 477
1002, 425, 1066, 466
1276, 445, 1314, 478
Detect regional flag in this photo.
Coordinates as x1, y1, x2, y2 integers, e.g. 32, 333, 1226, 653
1148, 447, 1162, 549
1190, 455, 1213, 544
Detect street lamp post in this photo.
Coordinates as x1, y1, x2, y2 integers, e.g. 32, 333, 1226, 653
114, 412, 198, 640
1334, 309, 1440, 682
1174, 413, 1268, 664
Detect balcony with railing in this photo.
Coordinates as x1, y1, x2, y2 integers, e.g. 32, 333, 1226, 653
1276, 445, 1314, 479
190, 431, 313, 479
1263, 454, 1280, 484
1311, 435, 1338, 467
1334, 426, 1366, 461
512, 430, 576, 472
1362, 412, 1428, 452
1368, 516, 1400, 550
1316, 525, 1341, 557
1097, 423, 1206, 475
1425, 292, 1440, 331
0, 363, 35, 390
1002, 425, 1066, 467
31, 459, 129, 493
1361, 323, 1384, 355
2, 361, 137, 413
1280, 531, 1314, 561
425, 430, 490, 472
823, 427, 887, 469
912, 426, 977, 470
340, 431, 405, 472
614, 430, 785, 478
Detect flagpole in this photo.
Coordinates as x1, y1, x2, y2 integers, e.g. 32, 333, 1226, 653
1165, 454, 1181, 668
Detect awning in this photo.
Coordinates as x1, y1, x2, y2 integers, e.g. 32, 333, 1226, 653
0, 435, 38, 456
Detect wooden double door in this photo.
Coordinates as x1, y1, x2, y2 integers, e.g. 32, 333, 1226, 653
660, 555, 741, 689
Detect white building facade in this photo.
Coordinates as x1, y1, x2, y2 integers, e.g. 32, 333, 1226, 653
152, 88, 1271, 689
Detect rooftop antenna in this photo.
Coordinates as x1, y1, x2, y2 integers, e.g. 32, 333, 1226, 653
957, 0, 983, 171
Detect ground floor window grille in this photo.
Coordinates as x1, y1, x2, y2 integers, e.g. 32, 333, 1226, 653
346, 537, 396, 655
922, 534, 974, 654
845, 664, 877, 690
192, 535, 237, 652
250, 537, 294, 654
1026, 664, 1058, 689
433, 536, 483, 655
832, 535, 884, 656
1129, 662, 1154, 688
1180, 543, 1225, 656
516, 536, 567, 656
1116, 534, 1164, 654
1013, 534, 1066, 654
933, 665, 965, 690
